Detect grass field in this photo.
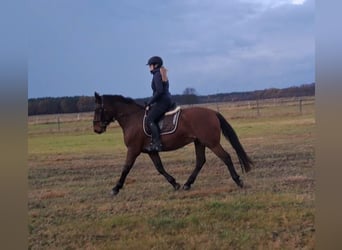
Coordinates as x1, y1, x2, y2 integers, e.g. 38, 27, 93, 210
28, 97, 315, 249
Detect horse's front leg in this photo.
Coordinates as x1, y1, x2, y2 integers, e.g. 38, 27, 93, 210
183, 140, 206, 190
112, 149, 140, 196
149, 152, 181, 191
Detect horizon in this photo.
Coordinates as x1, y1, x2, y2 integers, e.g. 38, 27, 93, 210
28, 82, 314, 100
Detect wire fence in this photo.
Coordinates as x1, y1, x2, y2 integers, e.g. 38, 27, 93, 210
28, 96, 315, 127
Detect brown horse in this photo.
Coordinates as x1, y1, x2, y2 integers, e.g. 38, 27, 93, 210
93, 92, 253, 195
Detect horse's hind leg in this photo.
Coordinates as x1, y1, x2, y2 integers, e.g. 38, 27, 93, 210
149, 152, 181, 191
210, 144, 243, 188
183, 140, 206, 190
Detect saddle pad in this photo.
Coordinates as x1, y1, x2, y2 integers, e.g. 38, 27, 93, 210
143, 108, 181, 137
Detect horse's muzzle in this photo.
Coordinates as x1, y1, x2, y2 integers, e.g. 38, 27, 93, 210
94, 128, 104, 134
93, 121, 106, 134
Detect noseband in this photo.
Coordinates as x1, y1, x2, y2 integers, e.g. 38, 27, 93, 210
93, 105, 113, 129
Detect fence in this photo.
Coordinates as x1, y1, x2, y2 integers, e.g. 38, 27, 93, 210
28, 96, 315, 127
28, 111, 93, 125
188, 96, 314, 118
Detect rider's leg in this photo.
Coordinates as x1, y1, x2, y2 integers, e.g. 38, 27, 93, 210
145, 106, 164, 152
148, 121, 162, 150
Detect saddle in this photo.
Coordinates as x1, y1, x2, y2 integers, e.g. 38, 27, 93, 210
143, 106, 181, 137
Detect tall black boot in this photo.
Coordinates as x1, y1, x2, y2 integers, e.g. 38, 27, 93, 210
146, 122, 162, 152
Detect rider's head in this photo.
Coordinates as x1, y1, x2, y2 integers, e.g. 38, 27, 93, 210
146, 56, 163, 70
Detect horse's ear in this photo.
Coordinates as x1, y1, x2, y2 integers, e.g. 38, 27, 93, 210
94, 92, 102, 104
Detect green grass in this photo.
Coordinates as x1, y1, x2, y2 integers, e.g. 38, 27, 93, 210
28, 98, 315, 249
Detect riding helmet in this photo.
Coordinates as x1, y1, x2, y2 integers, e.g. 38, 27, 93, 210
146, 56, 163, 66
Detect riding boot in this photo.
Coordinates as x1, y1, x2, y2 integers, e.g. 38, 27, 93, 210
146, 122, 162, 152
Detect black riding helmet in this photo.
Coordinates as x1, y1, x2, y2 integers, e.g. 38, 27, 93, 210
146, 56, 163, 66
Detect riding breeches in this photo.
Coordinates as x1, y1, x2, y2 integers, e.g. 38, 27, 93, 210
146, 105, 169, 141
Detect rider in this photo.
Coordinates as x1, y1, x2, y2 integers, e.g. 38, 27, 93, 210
145, 56, 173, 152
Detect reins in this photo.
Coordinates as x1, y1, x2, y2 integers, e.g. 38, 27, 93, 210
95, 103, 143, 126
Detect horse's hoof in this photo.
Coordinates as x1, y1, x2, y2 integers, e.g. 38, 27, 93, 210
174, 183, 181, 190
112, 189, 119, 196
183, 184, 191, 190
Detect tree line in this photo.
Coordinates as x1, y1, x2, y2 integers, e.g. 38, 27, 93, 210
28, 83, 315, 116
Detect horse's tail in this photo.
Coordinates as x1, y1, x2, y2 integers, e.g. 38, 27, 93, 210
216, 112, 253, 173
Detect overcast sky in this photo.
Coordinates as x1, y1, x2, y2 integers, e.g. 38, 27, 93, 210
28, 0, 314, 99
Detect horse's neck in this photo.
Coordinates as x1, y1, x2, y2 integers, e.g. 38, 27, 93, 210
115, 104, 143, 128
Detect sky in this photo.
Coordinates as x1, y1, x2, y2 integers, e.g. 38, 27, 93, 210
28, 0, 314, 99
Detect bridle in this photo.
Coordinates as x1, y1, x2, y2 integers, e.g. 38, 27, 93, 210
93, 101, 144, 129
93, 104, 114, 129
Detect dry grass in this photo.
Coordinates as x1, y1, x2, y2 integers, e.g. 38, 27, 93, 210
28, 98, 315, 249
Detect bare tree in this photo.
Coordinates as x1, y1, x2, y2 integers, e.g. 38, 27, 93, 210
182, 87, 198, 105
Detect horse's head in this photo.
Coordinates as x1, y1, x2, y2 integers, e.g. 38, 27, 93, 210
93, 92, 114, 134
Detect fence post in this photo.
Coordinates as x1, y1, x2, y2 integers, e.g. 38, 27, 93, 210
57, 115, 60, 131
256, 99, 260, 116
299, 99, 303, 114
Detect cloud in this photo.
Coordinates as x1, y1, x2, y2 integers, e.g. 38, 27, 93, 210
165, 0, 314, 94
291, 0, 306, 5
239, 0, 307, 8
28, 0, 314, 98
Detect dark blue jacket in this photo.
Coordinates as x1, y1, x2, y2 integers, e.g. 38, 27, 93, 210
147, 67, 171, 107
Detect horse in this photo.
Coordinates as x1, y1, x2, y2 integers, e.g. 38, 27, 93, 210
93, 92, 253, 195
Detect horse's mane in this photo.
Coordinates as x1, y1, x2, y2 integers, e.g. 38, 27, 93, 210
103, 95, 144, 108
